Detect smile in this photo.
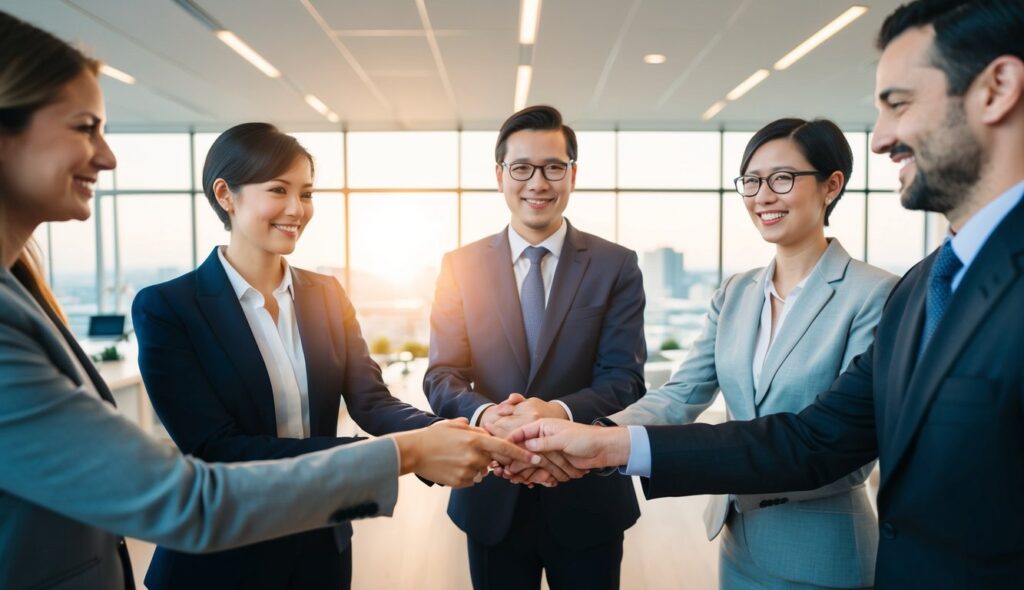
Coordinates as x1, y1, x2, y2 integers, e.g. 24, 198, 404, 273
272, 223, 299, 234
522, 197, 554, 207
758, 211, 787, 223
73, 176, 96, 194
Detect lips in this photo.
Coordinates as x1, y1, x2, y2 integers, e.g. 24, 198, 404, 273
72, 176, 96, 195
272, 223, 300, 236
522, 196, 554, 209
757, 211, 787, 224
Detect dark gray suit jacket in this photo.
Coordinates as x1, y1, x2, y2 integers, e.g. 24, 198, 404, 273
424, 221, 646, 548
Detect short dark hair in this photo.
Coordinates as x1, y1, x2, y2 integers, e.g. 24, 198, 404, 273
202, 122, 314, 230
877, 0, 1024, 96
739, 118, 853, 226
494, 105, 578, 164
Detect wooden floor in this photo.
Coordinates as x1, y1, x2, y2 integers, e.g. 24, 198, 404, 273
126, 361, 722, 589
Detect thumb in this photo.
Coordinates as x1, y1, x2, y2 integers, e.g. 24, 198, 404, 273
506, 392, 526, 404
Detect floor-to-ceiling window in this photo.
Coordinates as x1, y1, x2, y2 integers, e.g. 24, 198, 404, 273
38, 128, 945, 360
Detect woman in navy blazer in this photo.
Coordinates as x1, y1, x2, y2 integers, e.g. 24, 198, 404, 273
132, 123, 440, 590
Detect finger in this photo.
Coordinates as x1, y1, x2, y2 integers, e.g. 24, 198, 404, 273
543, 450, 586, 480
526, 468, 557, 487
532, 452, 570, 482
506, 392, 526, 404
479, 436, 541, 467
506, 420, 546, 445
445, 417, 470, 429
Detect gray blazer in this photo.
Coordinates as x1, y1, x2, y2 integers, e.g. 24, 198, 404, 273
611, 239, 896, 588
0, 267, 399, 590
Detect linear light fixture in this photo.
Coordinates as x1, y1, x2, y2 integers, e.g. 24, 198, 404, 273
726, 69, 770, 101
519, 0, 542, 44
100, 64, 136, 85
215, 30, 281, 78
514, 64, 533, 112
305, 94, 340, 123
643, 53, 667, 65
773, 5, 868, 70
701, 100, 727, 121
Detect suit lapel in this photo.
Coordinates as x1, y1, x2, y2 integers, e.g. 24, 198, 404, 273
528, 223, 590, 386
487, 230, 530, 380
195, 250, 277, 434
885, 211, 1023, 478
883, 263, 929, 433
722, 271, 763, 419
754, 241, 846, 407
291, 269, 336, 436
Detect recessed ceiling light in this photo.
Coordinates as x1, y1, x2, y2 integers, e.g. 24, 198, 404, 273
701, 100, 727, 121
773, 5, 868, 70
216, 30, 281, 78
519, 0, 542, 45
643, 54, 667, 65
514, 64, 533, 112
726, 69, 770, 101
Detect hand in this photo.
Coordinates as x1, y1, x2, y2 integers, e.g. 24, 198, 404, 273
478, 393, 527, 435
485, 397, 573, 484
392, 419, 540, 488
507, 419, 631, 471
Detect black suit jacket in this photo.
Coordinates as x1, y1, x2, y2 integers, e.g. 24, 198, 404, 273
133, 249, 438, 589
425, 221, 646, 548
641, 196, 1024, 588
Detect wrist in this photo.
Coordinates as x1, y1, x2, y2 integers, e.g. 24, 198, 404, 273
393, 431, 421, 475
605, 427, 632, 467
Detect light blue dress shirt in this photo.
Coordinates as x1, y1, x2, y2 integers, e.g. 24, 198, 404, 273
623, 180, 1024, 478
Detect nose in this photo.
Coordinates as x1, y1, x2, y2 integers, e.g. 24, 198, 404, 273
870, 111, 895, 155
526, 168, 551, 192
283, 192, 303, 217
92, 134, 117, 171
753, 180, 778, 205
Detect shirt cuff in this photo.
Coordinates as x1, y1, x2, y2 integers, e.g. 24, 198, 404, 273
619, 425, 652, 477
470, 403, 495, 427
552, 400, 573, 422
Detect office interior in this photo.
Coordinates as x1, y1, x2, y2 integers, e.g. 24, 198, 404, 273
2, 1, 948, 588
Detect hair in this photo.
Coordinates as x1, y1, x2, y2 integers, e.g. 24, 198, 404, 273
0, 10, 101, 324
494, 105, 578, 164
877, 0, 1024, 96
739, 118, 853, 227
202, 122, 314, 230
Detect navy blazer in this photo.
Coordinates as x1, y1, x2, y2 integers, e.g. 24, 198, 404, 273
640, 196, 1024, 588
425, 221, 646, 548
133, 248, 438, 590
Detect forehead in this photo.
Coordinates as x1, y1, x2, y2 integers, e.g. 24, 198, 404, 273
503, 129, 569, 161
746, 138, 810, 171
876, 26, 943, 94
46, 71, 106, 118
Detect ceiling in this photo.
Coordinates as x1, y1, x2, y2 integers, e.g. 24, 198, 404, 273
1, 0, 905, 131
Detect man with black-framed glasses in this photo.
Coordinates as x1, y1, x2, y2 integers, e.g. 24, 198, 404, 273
424, 105, 647, 589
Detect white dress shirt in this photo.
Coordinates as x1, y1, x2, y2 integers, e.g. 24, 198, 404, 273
218, 247, 310, 438
471, 220, 573, 425
752, 258, 810, 390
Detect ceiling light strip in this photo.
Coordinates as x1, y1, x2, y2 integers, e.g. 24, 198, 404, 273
514, 65, 533, 112
725, 69, 770, 101
773, 5, 868, 70
215, 31, 280, 78
519, 0, 542, 45
100, 64, 136, 85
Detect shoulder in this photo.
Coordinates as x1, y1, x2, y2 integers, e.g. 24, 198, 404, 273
134, 270, 197, 312
844, 258, 898, 289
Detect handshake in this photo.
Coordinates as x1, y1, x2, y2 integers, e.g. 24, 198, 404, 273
393, 394, 631, 489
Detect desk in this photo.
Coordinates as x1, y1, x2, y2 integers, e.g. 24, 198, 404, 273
90, 344, 158, 435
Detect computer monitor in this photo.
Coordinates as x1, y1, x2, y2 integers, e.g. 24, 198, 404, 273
87, 314, 126, 340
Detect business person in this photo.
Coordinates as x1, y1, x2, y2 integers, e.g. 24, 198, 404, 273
607, 118, 896, 589
0, 12, 539, 589
130, 122, 445, 590
424, 105, 646, 589
510, 1, 1024, 587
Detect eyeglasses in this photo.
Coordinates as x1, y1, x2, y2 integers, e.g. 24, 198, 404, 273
733, 170, 824, 197
501, 160, 575, 182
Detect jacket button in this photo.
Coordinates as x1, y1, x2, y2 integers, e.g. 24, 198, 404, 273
881, 522, 896, 539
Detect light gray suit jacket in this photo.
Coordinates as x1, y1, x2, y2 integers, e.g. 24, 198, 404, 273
611, 239, 896, 588
0, 267, 399, 590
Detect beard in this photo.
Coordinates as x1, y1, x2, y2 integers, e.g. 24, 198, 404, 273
900, 98, 984, 215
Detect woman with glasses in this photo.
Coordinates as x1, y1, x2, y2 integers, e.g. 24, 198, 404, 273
610, 118, 897, 589
0, 11, 542, 589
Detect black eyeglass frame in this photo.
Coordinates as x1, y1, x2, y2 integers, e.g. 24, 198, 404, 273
732, 170, 826, 197
501, 160, 576, 182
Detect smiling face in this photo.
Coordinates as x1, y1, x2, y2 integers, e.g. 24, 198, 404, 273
742, 138, 840, 250
496, 128, 576, 244
218, 155, 314, 258
0, 71, 115, 228
871, 27, 984, 216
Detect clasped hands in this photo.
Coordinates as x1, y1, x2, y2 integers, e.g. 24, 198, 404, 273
480, 394, 632, 488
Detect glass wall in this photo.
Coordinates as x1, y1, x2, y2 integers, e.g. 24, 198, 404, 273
38, 129, 933, 360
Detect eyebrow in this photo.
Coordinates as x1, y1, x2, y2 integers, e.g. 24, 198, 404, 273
270, 178, 314, 188
877, 87, 912, 103
508, 157, 569, 164
745, 165, 801, 175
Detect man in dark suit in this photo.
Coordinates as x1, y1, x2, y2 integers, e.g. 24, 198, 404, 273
424, 105, 647, 589
509, 1, 1024, 587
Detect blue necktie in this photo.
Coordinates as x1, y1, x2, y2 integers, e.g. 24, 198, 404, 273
919, 240, 963, 358
520, 246, 549, 365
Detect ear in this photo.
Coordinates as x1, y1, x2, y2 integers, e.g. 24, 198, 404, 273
569, 162, 577, 192
212, 178, 236, 216
495, 163, 505, 191
976, 55, 1024, 125
824, 170, 844, 201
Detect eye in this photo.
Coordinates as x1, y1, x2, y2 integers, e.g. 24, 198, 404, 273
269, 186, 287, 194
301, 192, 313, 200
76, 123, 98, 135
510, 164, 532, 174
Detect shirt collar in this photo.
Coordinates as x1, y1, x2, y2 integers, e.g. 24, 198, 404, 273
949, 180, 1024, 270
508, 218, 567, 263
217, 246, 293, 302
